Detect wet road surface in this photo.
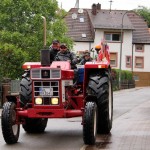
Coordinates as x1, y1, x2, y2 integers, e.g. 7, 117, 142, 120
0, 87, 150, 150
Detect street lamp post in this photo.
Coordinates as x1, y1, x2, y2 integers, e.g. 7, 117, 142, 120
119, 11, 128, 89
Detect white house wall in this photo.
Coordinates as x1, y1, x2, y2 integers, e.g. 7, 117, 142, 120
73, 42, 94, 53
72, 29, 150, 73
133, 44, 150, 72
94, 29, 133, 71
120, 30, 133, 71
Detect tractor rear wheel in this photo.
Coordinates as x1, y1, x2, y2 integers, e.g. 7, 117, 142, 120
83, 101, 97, 145
20, 76, 32, 107
1, 102, 20, 144
22, 118, 48, 133
87, 70, 113, 134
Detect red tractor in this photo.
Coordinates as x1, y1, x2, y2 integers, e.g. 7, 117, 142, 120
1, 19, 113, 145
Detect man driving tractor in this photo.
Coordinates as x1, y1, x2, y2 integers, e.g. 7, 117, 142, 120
55, 43, 78, 69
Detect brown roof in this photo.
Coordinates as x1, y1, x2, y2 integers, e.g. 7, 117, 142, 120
87, 9, 134, 30
65, 8, 94, 42
127, 12, 150, 44
65, 8, 150, 44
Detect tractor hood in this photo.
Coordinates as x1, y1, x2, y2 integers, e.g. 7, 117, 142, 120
22, 61, 71, 70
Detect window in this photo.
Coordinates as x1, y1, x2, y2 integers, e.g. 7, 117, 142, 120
135, 57, 144, 68
135, 44, 144, 52
126, 56, 132, 68
82, 33, 86, 38
79, 17, 84, 22
104, 33, 121, 42
110, 53, 117, 67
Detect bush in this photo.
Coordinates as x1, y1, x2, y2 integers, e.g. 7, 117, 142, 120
0, 43, 27, 80
111, 69, 133, 90
112, 69, 132, 81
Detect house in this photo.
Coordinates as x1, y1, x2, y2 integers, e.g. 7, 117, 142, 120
64, 3, 150, 87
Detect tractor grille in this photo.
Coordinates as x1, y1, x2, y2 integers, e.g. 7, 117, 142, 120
51, 69, 61, 78
31, 69, 61, 79
33, 81, 59, 105
32, 69, 40, 78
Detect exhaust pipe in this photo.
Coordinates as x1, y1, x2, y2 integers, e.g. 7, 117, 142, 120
41, 16, 50, 66
41, 16, 46, 48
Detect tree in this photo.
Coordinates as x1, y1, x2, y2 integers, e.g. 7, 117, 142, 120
0, 0, 73, 79
0, 43, 27, 79
135, 6, 150, 27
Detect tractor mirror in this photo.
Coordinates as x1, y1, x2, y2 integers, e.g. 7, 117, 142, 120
41, 49, 50, 66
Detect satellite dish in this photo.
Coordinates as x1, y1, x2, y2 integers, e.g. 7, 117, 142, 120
72, 13, 77, 19
78, 8, 83, 14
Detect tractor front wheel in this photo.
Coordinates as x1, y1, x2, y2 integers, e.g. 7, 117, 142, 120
83, 101, 97, 145
1, 102, 20, 144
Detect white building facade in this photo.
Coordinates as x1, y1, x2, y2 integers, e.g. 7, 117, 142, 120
65, 5, 150, 86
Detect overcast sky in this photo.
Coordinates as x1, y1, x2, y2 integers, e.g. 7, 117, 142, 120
57, 0, 150, 11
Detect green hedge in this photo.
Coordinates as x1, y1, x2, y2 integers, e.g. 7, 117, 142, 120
112, 69, 133, 81
111, 69, 133, 90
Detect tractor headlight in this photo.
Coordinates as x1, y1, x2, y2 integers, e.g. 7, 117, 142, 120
27, 65, 31, 69
51, 98, 59, 105
35, 97, 43, 105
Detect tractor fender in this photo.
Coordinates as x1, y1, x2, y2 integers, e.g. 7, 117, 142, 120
84, 95, 97, 103
6, 95, 17, 104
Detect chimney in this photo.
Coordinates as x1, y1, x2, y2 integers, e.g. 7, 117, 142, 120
97, 3, 101, 10
92, 4, 97, 15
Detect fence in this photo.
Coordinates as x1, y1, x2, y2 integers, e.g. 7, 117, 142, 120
112, 79, 135, 90
0, 80, 20, 107
11, 80, 21, 95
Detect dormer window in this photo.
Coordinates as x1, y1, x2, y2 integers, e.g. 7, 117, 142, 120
82, 34, 86, 38
79, 17, 84, 22
135, 44, 144, 52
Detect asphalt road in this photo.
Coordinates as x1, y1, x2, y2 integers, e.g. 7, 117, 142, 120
0, 87, 150, 150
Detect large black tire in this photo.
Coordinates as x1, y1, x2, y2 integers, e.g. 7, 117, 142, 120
1, 102, 20, 144
20, 76, 32, 107
22, 118, 48, 133
87, 69, 113, 134
83, 101, 97, 145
